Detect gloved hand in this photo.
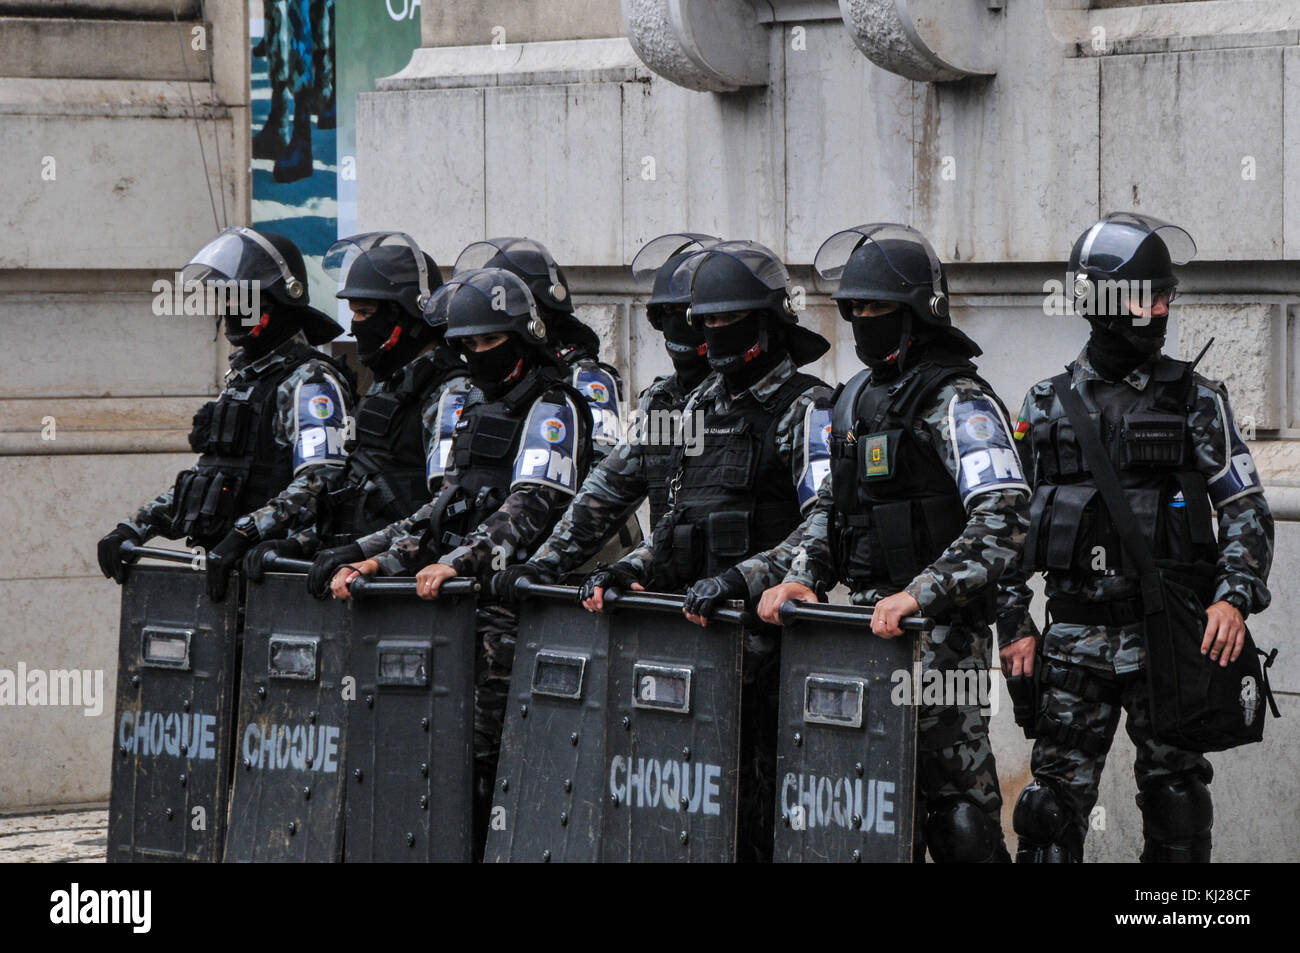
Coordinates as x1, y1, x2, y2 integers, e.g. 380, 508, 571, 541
578, 562, 642, 604
97, 525, 141, 584
490, 563, 549, 606
683, 569, 748, 623
243, 537, 305, 584
206, 527, 256, 602
308, 542, 364, 599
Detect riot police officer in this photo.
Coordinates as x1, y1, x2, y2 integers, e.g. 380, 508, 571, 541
580, 240, 833, 862
490, 232, 718, 597
748, 224, 1029, 863
326, 268, 594, 857
237, 231, 470, 592
999, 212, 1274, 863
95, 226, 354, 600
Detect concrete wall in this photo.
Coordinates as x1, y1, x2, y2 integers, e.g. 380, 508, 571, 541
0, 0, 248, 809
350, 0, 1300, 860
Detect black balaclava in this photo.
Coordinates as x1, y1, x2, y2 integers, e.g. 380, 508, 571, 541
351, 301, 426, 381
223, 300, 301, 359
1085, 310, 1167, 381
852, 307, 913, 381
659, 307, 709, 390
462, 334, 531, 397
703, 311, 788, 391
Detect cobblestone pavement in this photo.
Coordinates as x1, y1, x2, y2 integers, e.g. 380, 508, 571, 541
0, 809, 107, 863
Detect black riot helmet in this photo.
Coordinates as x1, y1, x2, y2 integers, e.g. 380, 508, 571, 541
454, 237, 573, 314
181, 226, 343, 350
324, 231, 441, 321
1068, 211, 1193, 314
815, 223, 950, 324
631, 232, 720, 328
430, 268, 553, 357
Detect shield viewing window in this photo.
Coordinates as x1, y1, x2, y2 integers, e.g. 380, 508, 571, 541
632, 663, 692, 714
140, 626, 193, 670
531, 651, 587, 700
804, 675, 865, 728
268, 634, 319, 681
377, 640, 431, 688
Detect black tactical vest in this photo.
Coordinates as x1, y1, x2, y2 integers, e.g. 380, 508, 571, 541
653, 371, 824, 588
828, 354, 996, 620
321, 348, 467, 545
1024, 356, 1218, 581
639, 376, 688, 528
421, 365, 591, 557
173, 341, 349, 545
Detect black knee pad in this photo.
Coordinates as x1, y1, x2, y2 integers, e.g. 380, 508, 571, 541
925, 799, 1010, 863
1012, 781, 1082, 863
1137, 776, 1212, 863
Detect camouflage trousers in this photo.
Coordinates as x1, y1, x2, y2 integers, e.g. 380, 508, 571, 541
1030, 656, 1213, 849
913, 623, 1007, 861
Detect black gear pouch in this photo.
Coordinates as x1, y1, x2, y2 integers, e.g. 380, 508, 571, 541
188, 402, 216, 453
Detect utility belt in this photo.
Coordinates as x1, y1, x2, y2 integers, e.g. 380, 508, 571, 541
651, 500, 797, 591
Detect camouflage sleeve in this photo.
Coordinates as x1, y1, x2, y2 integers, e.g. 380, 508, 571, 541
993, 385, 1045, 644
442, 483, 574, 578
123, 483, 182, 540
362, 499, 438, 576
243, 362, 351, 539
731, 475, 837, 600
1190, 380, 1274, 613
607, 535, 656, 586
529, 385, 654, 579
904, 379, 1031, 621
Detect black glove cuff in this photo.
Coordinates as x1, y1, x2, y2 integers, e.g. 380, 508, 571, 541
995, 608, 1026, 646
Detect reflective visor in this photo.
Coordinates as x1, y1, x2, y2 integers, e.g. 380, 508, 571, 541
1077, 212, 1196, 274
813, 223, 942, 287
630, 232, 719, 288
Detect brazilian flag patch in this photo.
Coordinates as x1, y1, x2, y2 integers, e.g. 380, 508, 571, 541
864, 433, 890, 477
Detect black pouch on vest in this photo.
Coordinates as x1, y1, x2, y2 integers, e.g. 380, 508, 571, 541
188, 402, 216, 453
872, 500, 919, 586
1121, 412, 1186, 469
210, 400, 253, 455
707, 510, 751, 560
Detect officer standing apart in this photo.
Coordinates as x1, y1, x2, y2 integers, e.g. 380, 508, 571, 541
327, 268, 593, 857
1000, 213, 1273, 863
241, 232, 471, 592
581, 241, 832, 862
751, 224, 1029, 863
491, 232, 718, 597
96, 227, 354, 600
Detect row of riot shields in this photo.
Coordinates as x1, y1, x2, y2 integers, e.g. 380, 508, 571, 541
108, 544, 923, 862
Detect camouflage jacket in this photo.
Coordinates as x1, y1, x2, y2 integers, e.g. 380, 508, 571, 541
357, 377, 592, 578
529, 372, 698, 580
996, 348, 1274, 674
611, 357, 832, 587
733, 373, 1030, 614
122, 333, 354, 541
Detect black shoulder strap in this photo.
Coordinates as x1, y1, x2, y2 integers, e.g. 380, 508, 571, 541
832, 368, 871, 437
1052, 373, 1164, 613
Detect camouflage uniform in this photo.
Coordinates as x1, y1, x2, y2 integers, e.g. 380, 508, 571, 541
530, 372, 696, 581
998, 348, 1273, 855
122, 332, 353, 544
735, 370, 1029, 859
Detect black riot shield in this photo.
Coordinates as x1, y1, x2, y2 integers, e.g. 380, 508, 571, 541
343, 577, 477, 862
108, 546, 240, 862
773, 601, 925, 863
224, 562, 351, 862
601, 590, 745, 862
485, 582, 611, 863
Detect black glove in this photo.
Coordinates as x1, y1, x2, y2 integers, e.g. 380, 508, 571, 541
243, 537, 305, 584
683, 569, 747, 621
578, 562, 641, 604
96, 525, 141, 584
307, 542, 364, 599
490, 563, 548, 606
206, 528, 256, 602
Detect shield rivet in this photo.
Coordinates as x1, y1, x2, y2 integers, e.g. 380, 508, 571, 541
179, 743, 188, 755
610, 794, 619, 806
679, 831, 689, 845
165, 808, 174, 820
854, 762, 864, 778
679, 797, 688, 809
243, 758, 251, 770
851, 849, 862, 863
354, 768, 363, 782
542, 850, 551, 862
119, 745, 129, 757
178, 774, 187, 788
131, 675, 140, 687
407, 833, 415, 847
308, 711, 317, 724
257, 686, 266, 698
182, 699, 191, 712
420, 717, 429, 731
365, 694, 374, 708
621, 716, 631, 731
559, 812, 568, 827
419, 796, 428, 810
520, 704, 528, 718
570, 732, 579, 745
563, 779, 572, 793
781, 813, 791, 827
793, 732, 802, 747
852, 813, 862, 828
288, 822, 296, 835
420, 763, 429, 778
681, 746, 690, 761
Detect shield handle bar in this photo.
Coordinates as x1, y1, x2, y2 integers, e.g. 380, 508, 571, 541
118, 539, 200, 567
777, 599, 934, 632
348, 576, 479, 599
514, 578, 750, 626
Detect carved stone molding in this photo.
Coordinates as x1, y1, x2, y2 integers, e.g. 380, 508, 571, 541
621, 0, 770, 92
838, 0, 1002, 82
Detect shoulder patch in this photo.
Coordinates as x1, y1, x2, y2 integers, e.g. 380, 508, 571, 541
426, 385, 468, 484
293, 375, 348, 472
948, 395, 1029, 507
797, 402, 833, 511
512, 396, 581, 494
573, 364, 623, 448
1207, 391, 1263, 506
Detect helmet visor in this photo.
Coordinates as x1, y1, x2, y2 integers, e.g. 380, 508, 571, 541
425, 268, 536, 332
1077, 212, 1196, 274
813, 224, 943, 289
323, 231, 432, 305
181, 227, 297, 297
666, 239, 790, 301
630, 233, 719, 288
